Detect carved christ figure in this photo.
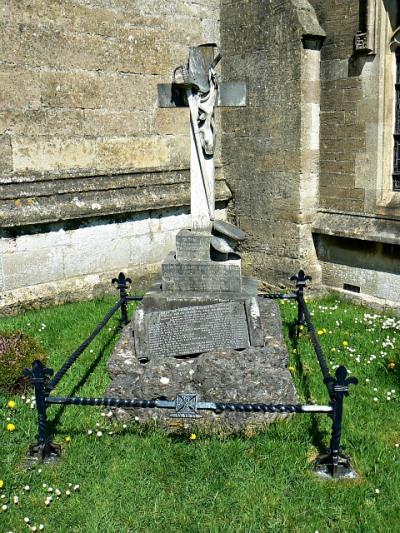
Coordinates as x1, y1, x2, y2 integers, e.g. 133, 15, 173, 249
174, 46, 221, 232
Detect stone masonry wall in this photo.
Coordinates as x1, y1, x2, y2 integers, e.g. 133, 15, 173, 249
308, 0, 400, 307
0, 0, 226, 312
221, 0, 325, 285
308, 0, 366, 213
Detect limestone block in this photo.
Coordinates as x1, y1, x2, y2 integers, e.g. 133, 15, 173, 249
127, 233, 153, 266
14, 228, 70, 253
128, 232, 175, 266
82, 110, 153, 137
63, 235, 131, 278
96, 136, 169, 171
0, 66, 41, 111
2, 247, 64, 290
201, 17, 220, 43
154, 108, 189, 136
100, 74, 159, 112
0, 135, 13, 173
0, 112, 13, 135
13, 137, 96, 172
116, 28, 171, 75
167, 135, 190, 167
0, 23, 114, 71
159, 212, 191, 232
137, 0, 219, 19
5, 109, 152, 139
116, 215, 153, 238
40, 71, 103, 110
41, 71, 158, 112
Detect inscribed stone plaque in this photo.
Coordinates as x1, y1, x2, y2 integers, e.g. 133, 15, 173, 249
161, 254, 242, 292
175, 230, 210, 261
136, 301, 250, 359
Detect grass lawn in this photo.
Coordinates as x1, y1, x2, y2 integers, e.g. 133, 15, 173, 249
0, 294, 399, 532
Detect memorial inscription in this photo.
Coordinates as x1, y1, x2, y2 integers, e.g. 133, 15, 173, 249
141, 302, 250, 359
161, 256, 242, 292
175, 230, 210, 261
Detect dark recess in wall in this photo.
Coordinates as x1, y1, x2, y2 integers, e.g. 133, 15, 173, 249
313, 233, 400, 275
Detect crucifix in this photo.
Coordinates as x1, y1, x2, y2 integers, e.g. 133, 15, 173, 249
158, 44, 246, 240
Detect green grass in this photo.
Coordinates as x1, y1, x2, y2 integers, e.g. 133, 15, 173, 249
0, 295, 399, 532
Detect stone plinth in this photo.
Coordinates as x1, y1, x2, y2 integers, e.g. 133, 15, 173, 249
161, 252, 242, 292
107, 299, 298, 433
175, 230, 211, 261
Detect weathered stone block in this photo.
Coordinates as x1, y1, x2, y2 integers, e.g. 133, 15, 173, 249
175, 230, 211, 261
161, 252, 242, 292
96, 136, 169, 171
40, 71, 103, 110
0, 66, 41, 111
2, 247, 64, 290
0, 135, 13, 173
155, 108, 189, 136
12, 137, 96, 172
63, 235, 131, 278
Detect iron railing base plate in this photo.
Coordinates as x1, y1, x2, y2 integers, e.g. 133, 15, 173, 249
28, 441, 62, 464
313, 452, 357, 480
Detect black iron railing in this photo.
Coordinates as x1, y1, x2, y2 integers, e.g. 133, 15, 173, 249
24, 269, 358, 479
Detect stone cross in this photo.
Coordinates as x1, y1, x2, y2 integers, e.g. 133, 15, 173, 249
158, 44, 246, 233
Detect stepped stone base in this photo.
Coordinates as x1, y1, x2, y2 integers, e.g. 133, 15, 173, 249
107, 298, 298, 434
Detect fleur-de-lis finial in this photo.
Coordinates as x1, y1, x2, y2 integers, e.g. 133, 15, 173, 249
112, 272, 132, 291
290, 269, 312, 291
332, 365, 358, 395
24, 360, 54, 383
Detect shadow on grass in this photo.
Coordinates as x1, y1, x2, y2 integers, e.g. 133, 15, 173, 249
287, 321, 330, 455
48, 328, 120, 433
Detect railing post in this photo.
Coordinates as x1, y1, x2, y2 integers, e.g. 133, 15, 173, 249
24, 360, 61, 462
314, 366, 358, 479
290, 269, 312, 337
112, 272, 132, 326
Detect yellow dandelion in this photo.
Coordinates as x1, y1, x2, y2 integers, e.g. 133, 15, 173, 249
65, 436, 71, 443
288, 366, 296, 373
189, 433, 197, 441
292, 348, 297, 354
6, 423, 16, 432
323, 328, 327, 334
0, 480, 4, 489
388, 362, 396, 370
299, 325, 304, 331
7, 400, 16, 409
342, 341, 349, 347
317, 330, 324, 336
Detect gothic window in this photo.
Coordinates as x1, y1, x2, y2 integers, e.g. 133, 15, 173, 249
393, 49, 400, 191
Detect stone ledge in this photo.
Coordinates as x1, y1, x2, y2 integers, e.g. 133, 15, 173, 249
313, 211, 400, 246
0, 179, 231, 227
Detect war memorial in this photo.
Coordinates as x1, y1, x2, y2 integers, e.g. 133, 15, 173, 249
23, 45, 358, 480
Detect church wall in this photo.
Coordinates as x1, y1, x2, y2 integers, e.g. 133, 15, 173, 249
0, 0, 225, 313
309, 0, 400, 308
221, 0, 325, 285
